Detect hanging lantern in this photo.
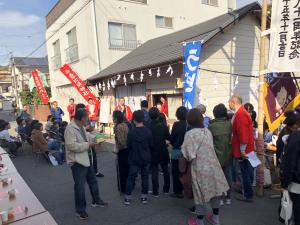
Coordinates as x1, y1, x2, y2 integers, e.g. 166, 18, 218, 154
107, 80, 110, 90
140, 71, 144, 82
110, 79, 115, 88
102, 82, 106, 91
116, 74, 121, 81
149, 69, 152, 77
157, 67, 161, 78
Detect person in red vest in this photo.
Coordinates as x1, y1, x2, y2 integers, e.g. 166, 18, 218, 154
115, 97, 132, 122
67, 98, 76, 121
229, 94, 255, 202
160, 96, 168, 116
86, 98, 99, 127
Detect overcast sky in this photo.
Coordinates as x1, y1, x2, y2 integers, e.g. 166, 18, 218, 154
0, 0, 260, 66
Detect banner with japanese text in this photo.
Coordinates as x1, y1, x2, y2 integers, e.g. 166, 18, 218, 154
183, 41, 202, 109
268, 0, 300, 72
264, 72, 300, 131
31, 69, 49, 104
60, 64, 99, 107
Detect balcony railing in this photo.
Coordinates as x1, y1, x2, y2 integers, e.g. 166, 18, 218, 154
109, 39, 142, 50
65, 44, 79, 64
51, 54, 61, 71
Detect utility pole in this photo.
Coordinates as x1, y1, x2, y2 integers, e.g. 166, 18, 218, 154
256, 0, 268, 197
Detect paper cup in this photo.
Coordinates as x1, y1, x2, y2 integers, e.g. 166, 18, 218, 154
0, 211, 8, 222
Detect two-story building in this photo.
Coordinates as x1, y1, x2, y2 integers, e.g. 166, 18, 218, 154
45, 0, 236, 115
9, 57, 49, 107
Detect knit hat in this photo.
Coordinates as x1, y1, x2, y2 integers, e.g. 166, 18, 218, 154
198, 104, 206, 114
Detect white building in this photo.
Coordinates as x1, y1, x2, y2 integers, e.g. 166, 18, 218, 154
45, 0, 236, 117
88, 3, 267, 121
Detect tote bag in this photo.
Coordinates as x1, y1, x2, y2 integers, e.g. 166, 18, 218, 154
280, 190, 293, 225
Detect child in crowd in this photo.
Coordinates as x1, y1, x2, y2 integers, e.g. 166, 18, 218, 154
170, 106, 188, 198
149, 107, 171, 196
124, 110, 153, 205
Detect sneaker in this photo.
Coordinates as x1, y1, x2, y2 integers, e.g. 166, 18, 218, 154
75, 212, 88, 220
170, 193, 184, 199
141, 197, 148, 204
148, 190, 153, 194
225, 198, 231, 205
124, 198, 131, 206
205, 214, 220, 225
220, 199, 224, 206
95, 172, 104, 178
188, 217, 198, 225
91, 200, 108, 208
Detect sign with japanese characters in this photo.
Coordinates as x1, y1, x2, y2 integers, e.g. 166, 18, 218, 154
264, 72, 300, 131
269, 0, 300, 72
183, 41, 202, 109
31, 69, 49, 104
60, 64, 99, 107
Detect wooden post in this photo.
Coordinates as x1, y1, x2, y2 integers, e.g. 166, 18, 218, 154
256, 0, 268, 197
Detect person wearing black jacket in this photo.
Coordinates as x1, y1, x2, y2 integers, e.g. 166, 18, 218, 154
281, 128, 300, 225
149, 107, 171, 196
170, 106, 188, 198
277, 110, 299, 165
125, 110, 153, 205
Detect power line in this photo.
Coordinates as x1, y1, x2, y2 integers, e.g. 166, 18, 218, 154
25, 0, 92, 58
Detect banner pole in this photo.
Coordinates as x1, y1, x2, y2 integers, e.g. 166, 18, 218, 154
256, 0, 268, 197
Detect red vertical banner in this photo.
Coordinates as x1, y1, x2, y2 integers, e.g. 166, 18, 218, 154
60, 64, 100, 107
31, 69, 49, 104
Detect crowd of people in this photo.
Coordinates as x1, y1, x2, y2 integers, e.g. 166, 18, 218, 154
1, 93, 300, 225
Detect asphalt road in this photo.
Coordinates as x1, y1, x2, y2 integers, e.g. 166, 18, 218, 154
0, 111, 282, 225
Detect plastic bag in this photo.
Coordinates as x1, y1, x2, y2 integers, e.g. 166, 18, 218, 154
280, 190, 293, 225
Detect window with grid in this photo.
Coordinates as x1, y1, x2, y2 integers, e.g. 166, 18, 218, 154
52, 40, 61, 70
155, 16, 173, 28
202, 0, 218, 7
66, 27, 79, 63
108, 22, 140, 49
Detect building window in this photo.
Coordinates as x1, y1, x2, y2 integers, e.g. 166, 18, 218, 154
155, 16, 173, 28
52, 40, 61, 70
202, 0, 218, 7
65, 27, 79, 63
119, 0, 147, 4
108, 22, 141, 50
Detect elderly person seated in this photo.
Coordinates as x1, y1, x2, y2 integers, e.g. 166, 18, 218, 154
0, 120, 21, 157
31, 122, 48, 154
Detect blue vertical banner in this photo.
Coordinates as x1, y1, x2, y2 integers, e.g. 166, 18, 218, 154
183, 41, 202, 109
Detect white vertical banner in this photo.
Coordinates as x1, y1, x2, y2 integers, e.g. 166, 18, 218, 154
268, 0, 300, 72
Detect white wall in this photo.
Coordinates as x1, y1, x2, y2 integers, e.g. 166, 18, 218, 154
45, 0, 236, 116
196, 14, 267, 116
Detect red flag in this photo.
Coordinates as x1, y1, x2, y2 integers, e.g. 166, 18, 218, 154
60, 64, 99, 107
31, 69, 49, 104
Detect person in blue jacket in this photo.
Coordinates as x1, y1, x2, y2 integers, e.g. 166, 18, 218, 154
51, 101, 64, 125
